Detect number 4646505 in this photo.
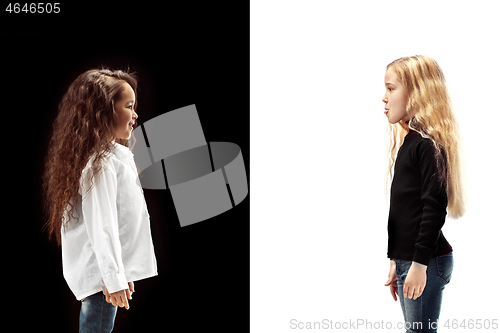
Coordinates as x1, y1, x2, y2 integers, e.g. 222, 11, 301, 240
6, 3, 61, 13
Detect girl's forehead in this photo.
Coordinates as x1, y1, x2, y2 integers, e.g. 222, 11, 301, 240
385, 68, 401, 83
119, 83, 136, 100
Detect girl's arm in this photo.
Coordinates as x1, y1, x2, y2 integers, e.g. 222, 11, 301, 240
404, 139, 446, 300
412, 139, 448, 266
81, 164, 129, 296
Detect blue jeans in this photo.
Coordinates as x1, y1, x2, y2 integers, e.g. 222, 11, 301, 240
79, 292, 117, 333
392, 252, 453, 333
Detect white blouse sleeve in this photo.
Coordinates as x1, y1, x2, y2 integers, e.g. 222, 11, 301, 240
80, 163, 129, 294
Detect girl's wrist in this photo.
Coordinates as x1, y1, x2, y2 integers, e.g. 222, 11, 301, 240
411, 261, 427, 269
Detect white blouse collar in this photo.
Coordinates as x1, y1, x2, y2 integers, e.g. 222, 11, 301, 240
110, 141, 134, 159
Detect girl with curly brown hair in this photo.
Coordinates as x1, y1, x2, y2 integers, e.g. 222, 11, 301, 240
42, 68, 158, 332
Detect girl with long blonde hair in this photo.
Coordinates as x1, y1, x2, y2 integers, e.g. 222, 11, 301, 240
382, 55, 466, 332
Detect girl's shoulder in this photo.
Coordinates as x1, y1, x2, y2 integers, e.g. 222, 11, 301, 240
405, 130, 437, 165
81, 142, 133, 182
80, 149, 117, 182
406, 129, 434, 148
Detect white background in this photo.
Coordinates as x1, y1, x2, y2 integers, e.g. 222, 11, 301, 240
250, 1, 500, 332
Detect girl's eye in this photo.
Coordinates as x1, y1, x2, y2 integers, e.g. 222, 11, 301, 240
127, 105, 133, 109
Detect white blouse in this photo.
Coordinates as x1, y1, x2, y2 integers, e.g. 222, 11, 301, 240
61, 142, 158, 300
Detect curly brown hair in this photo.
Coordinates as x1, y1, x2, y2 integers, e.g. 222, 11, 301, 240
42, 68, 138, 245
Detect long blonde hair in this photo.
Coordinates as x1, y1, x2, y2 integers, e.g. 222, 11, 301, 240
386, 55, 467, 219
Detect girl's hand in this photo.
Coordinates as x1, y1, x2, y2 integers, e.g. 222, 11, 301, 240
103, 282, 135, 309
108, 289, 130, 309
403, 262, 427, 300
128, 281, 135, 295
384, 260, 399, 301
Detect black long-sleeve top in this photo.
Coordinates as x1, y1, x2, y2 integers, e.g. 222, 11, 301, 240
387, 129, 453, 266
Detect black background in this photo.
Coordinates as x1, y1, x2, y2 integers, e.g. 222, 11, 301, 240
2, 2, 249, 332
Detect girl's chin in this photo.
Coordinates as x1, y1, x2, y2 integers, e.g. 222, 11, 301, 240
387, 116, 406, 125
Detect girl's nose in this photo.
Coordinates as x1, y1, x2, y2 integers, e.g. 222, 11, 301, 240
133, 110, 138, 120
382, 94, 388, 103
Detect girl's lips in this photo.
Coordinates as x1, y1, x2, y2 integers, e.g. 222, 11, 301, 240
384, 109, 389, 115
